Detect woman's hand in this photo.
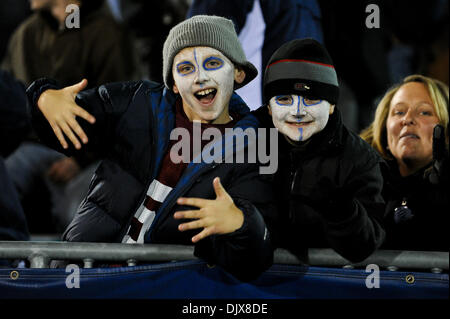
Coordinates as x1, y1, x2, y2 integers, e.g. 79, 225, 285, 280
429, 124, 449, 184
37, 79, 96, 149
174, 177, 244, 243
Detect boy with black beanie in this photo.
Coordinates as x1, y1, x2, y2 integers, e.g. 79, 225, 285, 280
253, 38, 386, 262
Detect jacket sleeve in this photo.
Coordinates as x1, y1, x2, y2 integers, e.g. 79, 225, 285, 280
323, 160, 386, 262
193, 165, 276, 282
26, 78, 142, 157
0, 71, 30, 157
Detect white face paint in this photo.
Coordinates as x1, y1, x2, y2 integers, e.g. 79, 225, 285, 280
172, 46, 236, 123
269, 95, 333, 142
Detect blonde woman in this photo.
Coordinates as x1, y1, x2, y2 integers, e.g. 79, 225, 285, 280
361, 74, 449, 251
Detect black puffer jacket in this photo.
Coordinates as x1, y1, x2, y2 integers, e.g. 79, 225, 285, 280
382, 160, 449, 252
253, 106, 386, 262
27, 79, 276, 281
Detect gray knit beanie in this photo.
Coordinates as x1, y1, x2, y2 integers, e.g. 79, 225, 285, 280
163, 15, 257, 90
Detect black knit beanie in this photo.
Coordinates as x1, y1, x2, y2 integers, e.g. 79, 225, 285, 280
263, 38, 339, 104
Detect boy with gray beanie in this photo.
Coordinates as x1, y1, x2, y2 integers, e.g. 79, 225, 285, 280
253, 38, 386, 263
26, 15, 275, 281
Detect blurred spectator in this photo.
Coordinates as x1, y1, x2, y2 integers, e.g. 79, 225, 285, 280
0, 0, 31, 62
2, 0, 139, 87
0, 70, 30, 242
0, 72, 30, 158
360, 75, 449, 251
319, 0, 449, 132
187, 0, 324, 110
106, 0, 190, 82
1, 0, 139, 234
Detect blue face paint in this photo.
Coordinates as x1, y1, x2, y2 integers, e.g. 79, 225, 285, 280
203, 56, 224, 71
298, 127, 303, 141
176, 61, 195, 76
193, 49, 200, 69
302, 96, 322, 107
193, 49, 204, 88
274, 95, 294, 107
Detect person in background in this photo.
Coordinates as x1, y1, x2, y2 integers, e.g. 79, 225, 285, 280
2, 0, 139, 233
187, 0, 324, 110
360, 75, 449, 251
252, 38, 386, 263
0, 70, 30, 245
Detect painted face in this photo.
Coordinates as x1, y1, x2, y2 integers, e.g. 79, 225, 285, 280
386, 82, 440, 173
269, 95, 333, 142
172, 47, 237, 123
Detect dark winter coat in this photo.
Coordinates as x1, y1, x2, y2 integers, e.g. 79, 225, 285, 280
2, 6, 138, 87
0, 70, 30, 242
252, 106, 386, 262
27, 79, 276, 281
382, 160, 449, 252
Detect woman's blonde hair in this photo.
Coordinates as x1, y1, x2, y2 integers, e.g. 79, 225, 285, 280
360, 74, 449, 159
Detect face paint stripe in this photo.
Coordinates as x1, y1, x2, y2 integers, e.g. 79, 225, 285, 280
193, 49, 199, 69
298, 127, 303, 141
193, 48, 205, 88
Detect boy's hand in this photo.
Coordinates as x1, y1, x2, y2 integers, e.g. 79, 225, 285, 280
174, 177, 244, 243
37, 79, 96, 149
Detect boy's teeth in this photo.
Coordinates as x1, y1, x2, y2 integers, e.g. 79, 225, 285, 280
197, 89, 214, 96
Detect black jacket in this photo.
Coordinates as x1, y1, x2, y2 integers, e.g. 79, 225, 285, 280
382, 160, 449, 252
0, 70, 29, 242
27, 79, 276, 281
0, 70, 30, 157
253, 106, 386, 262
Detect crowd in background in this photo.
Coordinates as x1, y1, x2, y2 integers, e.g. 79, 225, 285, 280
0, 0, 448, 264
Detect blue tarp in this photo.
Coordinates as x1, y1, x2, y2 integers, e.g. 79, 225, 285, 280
0, 260, 447, 299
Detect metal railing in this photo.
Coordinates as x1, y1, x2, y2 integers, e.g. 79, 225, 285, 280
0, 241, 448, 272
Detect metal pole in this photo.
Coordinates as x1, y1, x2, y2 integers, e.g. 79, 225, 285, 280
0, 241, 448, 271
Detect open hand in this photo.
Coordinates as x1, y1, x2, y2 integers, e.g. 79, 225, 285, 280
37, 79, 96, 149
429, 124, 449, 184
174, 177, 244, 243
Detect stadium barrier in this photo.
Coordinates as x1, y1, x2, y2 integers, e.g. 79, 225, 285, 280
0, 241, 448, 299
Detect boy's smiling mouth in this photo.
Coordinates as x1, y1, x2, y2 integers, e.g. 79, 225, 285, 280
194, 88, 217, 105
